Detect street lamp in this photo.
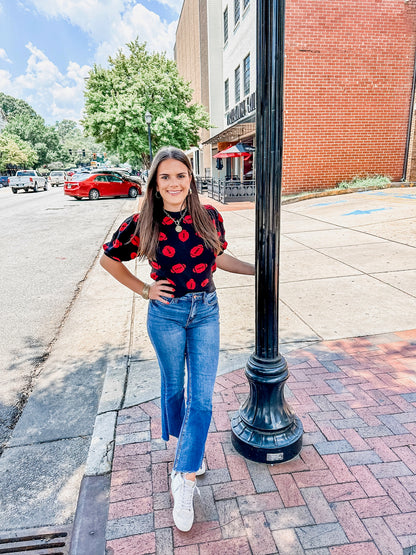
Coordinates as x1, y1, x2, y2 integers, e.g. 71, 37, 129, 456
145, 110, 153, 165
231, 0, 303, 463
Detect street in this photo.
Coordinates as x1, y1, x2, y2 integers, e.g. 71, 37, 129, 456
0, 186, 137, 450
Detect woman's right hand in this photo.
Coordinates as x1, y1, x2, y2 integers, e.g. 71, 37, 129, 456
148, 280, 175, 303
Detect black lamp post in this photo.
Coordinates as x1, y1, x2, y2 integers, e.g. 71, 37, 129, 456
145, 110, 153, 164
231, 0, 303, 463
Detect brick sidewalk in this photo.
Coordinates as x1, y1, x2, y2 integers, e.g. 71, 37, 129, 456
105, 330, 416, 555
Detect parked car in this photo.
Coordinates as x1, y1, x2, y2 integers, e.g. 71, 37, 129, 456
8, 170, 48, 193
90, 167, 144, 186
64, 172, 142, 200
0, 176, 9, 187
48, 170, 66, 187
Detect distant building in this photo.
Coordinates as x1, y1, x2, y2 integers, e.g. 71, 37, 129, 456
175, 0, 416, 194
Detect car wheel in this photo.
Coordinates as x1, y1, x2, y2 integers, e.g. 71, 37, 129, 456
89, 188, 100, 200
128, 186, 138, 198
44, 183, 48, 191
12, 188, 17, 194
33, 183, 38, 192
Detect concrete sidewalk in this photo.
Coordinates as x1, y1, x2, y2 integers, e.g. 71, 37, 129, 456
89, 186, 416, 554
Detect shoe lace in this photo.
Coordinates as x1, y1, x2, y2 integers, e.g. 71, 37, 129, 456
178, 480, 199, 511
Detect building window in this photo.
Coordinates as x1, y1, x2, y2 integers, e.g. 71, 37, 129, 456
243, 0, 250, 9
225, 79, 230, 112
243, 54, 250, 96
234, 0, 240, 27
235, 65, 240, 103
223, 7, 228, 44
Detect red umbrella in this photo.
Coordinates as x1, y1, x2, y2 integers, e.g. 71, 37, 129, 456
213, 143, 254, 160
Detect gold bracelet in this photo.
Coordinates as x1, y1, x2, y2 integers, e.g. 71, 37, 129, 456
141, 283, 150, 300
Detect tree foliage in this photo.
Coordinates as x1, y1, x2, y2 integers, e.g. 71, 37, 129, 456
0, 92, 37, 121
82, 39, 210, 167
0, 134, 37, 171
5, 113, 63, 167
52, 119, 102, 167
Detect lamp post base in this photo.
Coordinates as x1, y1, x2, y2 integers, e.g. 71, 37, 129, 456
230, 354, 303, 464
231, 414, 303, 463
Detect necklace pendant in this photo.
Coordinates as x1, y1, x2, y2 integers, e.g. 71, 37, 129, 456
175, 225, 183, 233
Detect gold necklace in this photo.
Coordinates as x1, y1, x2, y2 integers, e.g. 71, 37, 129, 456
162, 207, 187, 232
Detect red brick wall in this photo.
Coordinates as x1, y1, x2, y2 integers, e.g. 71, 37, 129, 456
282, 0, 416, 194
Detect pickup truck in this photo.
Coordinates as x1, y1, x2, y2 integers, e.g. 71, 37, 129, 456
9, 170, 48, 193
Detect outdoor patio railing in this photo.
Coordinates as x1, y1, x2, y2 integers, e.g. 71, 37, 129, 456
195, 177, 255, 203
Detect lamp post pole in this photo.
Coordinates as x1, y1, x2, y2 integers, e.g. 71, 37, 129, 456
231, 0, 303, 463
145, 110, 153, 165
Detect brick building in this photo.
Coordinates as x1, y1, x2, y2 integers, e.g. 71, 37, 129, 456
175, 0, 416, 194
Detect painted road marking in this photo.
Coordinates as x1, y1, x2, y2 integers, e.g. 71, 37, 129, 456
342, 208, 392, 216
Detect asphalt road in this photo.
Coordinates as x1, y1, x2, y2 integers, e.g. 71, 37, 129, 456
0, 185, 136, 450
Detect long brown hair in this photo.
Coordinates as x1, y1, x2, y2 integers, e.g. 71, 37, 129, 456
134, 146, 222, 260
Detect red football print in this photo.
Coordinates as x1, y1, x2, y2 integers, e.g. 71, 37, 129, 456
159, 232, 167, 241
193, 263, 208, 274
119, 222, 128, 231
130, 252, 138, 259
150, 261, 161, 269
103, 244, 108, 250
186, 279, 196, 290
113, 239, 122, 248
222, 241, 228, 250
218, 213, 223, 223
190, 245, 204, 258
212, 263, 217, 272
183, 215, 193, 224
178, 230, 189, 242
162, 216, 174, 225
150, 272, 158, 280
133, 214, 140, 222
167, 278, 176, 286
162, 245, 176, 257
171, 264, 186, 274
131, 235, 140, 247
113, 257, 121, 262
201, 279, 209, 287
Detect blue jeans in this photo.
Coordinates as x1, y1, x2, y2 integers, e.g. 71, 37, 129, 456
147, 291, 220, 473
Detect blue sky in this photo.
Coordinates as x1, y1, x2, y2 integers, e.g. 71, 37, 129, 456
0, 0, 182, 123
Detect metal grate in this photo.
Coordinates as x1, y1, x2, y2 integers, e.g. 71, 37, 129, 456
0, 525, 71, 554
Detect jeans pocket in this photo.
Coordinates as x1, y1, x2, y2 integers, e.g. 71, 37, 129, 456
205, 291, 218, 306
152, 295, 174, 306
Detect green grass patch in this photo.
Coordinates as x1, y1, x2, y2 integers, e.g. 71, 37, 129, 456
337, 175, 391, 190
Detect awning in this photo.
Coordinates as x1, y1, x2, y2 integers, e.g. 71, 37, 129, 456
203, 119, 256, 145
213, 142, 255, 159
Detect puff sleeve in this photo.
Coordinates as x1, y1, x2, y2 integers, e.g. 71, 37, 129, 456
102, 213, 140, 262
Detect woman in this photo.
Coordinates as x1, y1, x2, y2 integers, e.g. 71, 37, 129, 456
100, 146, 254, 532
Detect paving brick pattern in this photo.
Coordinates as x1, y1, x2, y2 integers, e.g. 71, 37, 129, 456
106, 330, 416, 554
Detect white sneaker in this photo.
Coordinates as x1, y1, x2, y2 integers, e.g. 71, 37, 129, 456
196, 460, 206, 476
171, 472, 198, 532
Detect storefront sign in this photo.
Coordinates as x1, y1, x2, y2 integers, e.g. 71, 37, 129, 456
226, 92, 256, 126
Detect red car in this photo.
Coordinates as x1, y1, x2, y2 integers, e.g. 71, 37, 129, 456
64, 172, 142, 200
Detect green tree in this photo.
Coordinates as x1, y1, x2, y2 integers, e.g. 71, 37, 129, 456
53, 119, 103, 168
0, 92, 37, 121
0, 134, 37, 171
82, 39, 210, 167
5, 113, 63, 167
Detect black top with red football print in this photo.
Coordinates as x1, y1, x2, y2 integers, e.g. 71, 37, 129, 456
103, 205, 228, 298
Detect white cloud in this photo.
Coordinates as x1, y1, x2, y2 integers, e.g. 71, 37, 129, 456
1, 43, 91, 123
28, 0, 179, 59
2, 1, 182, 123
0, 48, 12, 63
